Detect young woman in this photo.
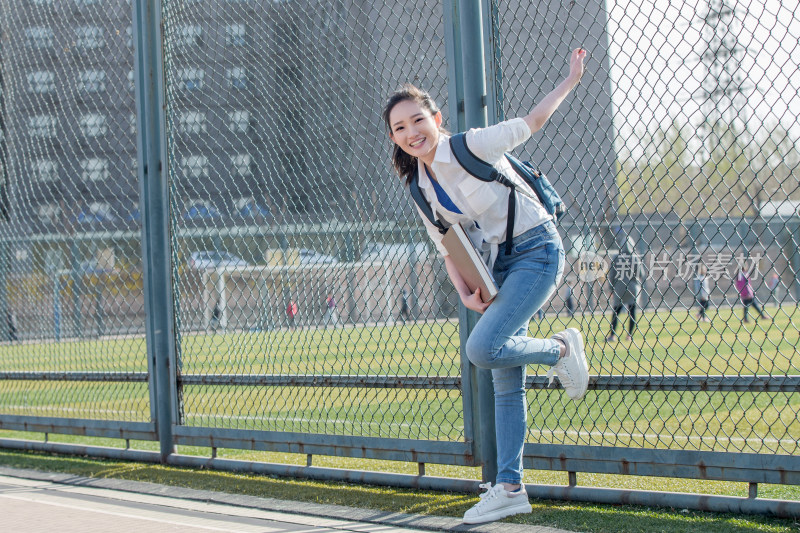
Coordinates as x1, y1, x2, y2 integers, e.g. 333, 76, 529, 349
382, 48, 589, 525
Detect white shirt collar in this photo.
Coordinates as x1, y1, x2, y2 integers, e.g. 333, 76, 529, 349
417, 133, 452, 190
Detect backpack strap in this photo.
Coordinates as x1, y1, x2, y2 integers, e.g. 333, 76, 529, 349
449, 132, 518, 254
408, 168, 448, 235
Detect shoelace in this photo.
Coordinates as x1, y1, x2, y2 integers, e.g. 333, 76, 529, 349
474, 482, 502, 509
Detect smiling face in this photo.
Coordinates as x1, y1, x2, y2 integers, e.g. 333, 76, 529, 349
388, 99, 442, 166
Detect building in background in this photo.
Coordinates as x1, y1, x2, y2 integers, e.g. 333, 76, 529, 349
0, 0, 615, 237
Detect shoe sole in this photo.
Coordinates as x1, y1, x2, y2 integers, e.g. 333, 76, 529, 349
462, 500, 532, 524
562, 328, 589, 400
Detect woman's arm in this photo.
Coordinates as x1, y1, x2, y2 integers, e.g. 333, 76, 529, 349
523, 48, 587, 134
444, 255, 491, 313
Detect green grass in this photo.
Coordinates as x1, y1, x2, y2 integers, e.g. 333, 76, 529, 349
1, 305, 799, 530
0, 449, 798, 532
0, 305, 797, 450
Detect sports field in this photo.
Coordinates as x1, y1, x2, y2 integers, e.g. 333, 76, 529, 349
0, 304, 798, 456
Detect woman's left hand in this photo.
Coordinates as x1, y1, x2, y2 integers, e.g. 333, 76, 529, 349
569, 48, 587, 86
462, 287, 491, 314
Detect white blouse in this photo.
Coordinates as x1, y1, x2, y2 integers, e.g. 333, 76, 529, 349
415, 117, 552, 260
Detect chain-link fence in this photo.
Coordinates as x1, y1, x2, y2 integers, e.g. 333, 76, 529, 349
1, 0, 799, 514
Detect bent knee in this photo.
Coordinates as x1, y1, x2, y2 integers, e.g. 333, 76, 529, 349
465, 334, 500, 368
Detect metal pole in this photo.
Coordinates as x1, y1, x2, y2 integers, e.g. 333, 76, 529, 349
456, 0, 497, 484
132, 0, 178, 462
0, 241, 8, 341
791, 218, 800, 301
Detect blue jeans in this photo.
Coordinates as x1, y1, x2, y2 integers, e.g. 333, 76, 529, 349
465, 221, 565, 485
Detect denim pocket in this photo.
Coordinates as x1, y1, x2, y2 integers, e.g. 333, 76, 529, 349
513, 235, 548, 254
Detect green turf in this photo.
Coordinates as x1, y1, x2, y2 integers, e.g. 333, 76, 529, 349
0, 449, 798, 533
1, 304, 799, 528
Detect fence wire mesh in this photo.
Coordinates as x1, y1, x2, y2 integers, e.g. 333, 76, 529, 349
0, 0, 798, 481
161, 0, 463, 440
0, 0, 149, 421
494, 0, 800, 454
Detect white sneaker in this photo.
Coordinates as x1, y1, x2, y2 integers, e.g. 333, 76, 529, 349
547, 328, 589, 400
462, 482, 532, 524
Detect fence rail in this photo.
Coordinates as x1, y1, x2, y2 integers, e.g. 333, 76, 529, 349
1, 0, 799, 518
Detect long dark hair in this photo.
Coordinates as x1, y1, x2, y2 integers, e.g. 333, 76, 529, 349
382, 84, 447, 184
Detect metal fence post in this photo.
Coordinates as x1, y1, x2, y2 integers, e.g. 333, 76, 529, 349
0, 240, 8, 341
452, 0, 497, 484
132, 0, 178, 462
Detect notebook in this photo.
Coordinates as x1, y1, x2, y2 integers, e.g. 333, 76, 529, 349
441, 223, 498, 303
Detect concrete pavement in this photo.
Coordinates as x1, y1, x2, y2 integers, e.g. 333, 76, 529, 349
0, 467, 575, 533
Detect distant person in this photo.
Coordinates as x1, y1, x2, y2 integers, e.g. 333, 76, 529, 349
400, 288, 410, 321
6, 310, 17, 342
606, 236, 643, 342
286, 300, 298, 328
210, 301, 221, 328
735, 267, 768, 323
693, 264, 711, 322
565, 278, 576, 318
766, 271, 781, 308
324, 294, 338, 326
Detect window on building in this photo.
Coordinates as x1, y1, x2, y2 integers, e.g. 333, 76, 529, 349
78, 202, 115, 224
230, 154, 252, 177
280, 151, 307, 174
80, 70, 107, 93
27, 71, 55, 93
37, 203, 61, 225
179, 111, 207, 134
183, 199, 220, 220
235, 196, 271, 218
178, 25, 202, 47
228, 110, 250, 133
226, 24, 246, 46
28, 115, 57, 138
181, 155, 209, 178
178, 68, 204, 91
26, 27, 54, 49
80, 113, 107, 137
275, 21, 298, 48
76, 26, 105, 49
277, 65, 300, 90
227, 67, 248, 90
280, 108, 305, 133
81, 158, 109, 181
32, 159, 58, 182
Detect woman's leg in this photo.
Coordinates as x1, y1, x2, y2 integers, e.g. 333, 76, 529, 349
492, 330, 528, 486
628, 304, 637, 337
609, 304, 622, 335
743, 298, 752, 322
465, 241, 563, 371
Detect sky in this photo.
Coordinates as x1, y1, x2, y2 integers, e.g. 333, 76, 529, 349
605, 0, 800, 145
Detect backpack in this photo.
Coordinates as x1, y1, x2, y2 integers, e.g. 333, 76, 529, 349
408, 132, 565, 255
